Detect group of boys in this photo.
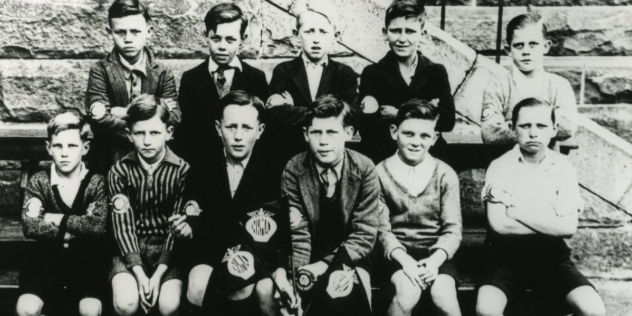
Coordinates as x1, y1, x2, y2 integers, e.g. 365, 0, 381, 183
16, 0, 606, 316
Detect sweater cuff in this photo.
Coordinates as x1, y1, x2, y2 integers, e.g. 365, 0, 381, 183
124, 253, 144, 269
158, 250, 173, 267
429, 246, 453, 260
387, 245, 407, 261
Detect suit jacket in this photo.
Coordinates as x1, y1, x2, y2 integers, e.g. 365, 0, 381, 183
183, 149, 283, 267
281, 149, 379, 267
84, 48, 179, 174
174, 58, 269, 162
358, 51, 455, 163
263, 55, 359, 163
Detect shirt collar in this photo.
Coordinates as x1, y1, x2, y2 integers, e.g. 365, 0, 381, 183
302, 53, 329, 68
208, 57, 243, 74
50, 163, 88, 186
314, 156, 344, 182
388, 151, 436, 176
138, 149, 166, 172
118, 50, 147, 78
512, 65, 545, 84
224, 149, 251, 170
122, 146, 181, 166
510, 144, 556, 166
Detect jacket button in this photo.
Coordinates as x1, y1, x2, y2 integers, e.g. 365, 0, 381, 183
63, 243, 69, 248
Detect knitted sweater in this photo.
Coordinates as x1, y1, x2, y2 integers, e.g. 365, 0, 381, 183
376, 159, 462, 260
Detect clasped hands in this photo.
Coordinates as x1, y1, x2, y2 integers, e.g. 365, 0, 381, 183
400, 255, 439, 290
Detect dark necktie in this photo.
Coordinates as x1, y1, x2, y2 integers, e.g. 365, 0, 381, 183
320, 168, 338, 198
215, 66, 231, 87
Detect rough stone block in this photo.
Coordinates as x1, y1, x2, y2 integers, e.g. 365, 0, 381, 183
569, 226, 632, 276
579, 186, 632, 228
591, 279, 632, 316
458, 168, 486, 228
579, 105, 632, 144
0, 170, 20, 214
478, 0, 632, 6
0, 0, 262, 59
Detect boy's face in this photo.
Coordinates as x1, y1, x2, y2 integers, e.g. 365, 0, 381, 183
513, 106, 557, 156
108, 14, 152, 63
383, 16, 424, 60
215, 104, 264, 163
46, 130, 89, 176
128, 114, 173, 164
297, 12, 336, 63
390, 118, 438, 166
303, 116, 353, 168
507, 24, 551, 75
207, 20, 244, 66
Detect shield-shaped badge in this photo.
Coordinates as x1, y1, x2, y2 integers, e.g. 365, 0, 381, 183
184, 200, 202, 216
245, 208, 277, 243
111, 194, 130, 214
222, 245, 255, 280
24, 197, 43, 218
326, 264, 359, 299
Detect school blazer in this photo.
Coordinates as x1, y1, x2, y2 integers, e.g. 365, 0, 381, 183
358, 51, 455, 161
175, 58, 269, 162
281, 149, 380, 267
183, 149, 283, 266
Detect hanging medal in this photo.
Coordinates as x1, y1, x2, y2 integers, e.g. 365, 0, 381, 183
184, 200, 202, 216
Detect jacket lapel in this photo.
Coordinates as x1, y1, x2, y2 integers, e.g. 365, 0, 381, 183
339, 150, 361, 225
210, 152, 232, 201
198, 58, 220, 106
104, 53, 130, 107
292, 58, 313, 104
298, 155, 321, 223
315, 57, 333, 99
232, 151, 260, 202
407, 53, 431, 96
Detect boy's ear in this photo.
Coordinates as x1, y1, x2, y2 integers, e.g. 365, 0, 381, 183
432, 131, 440, 145
82, 140, 91, 156
508, 121, 514, 130
45, 141, 52, 155
147, 25, 154, 39
257, 123, 266, 139
382, 27, 387, 37
303, 126, 309, 142
543, 39, 552, 54
389, 124, 398, 141
215, 120, 222, 136
125, 128, 132, 143
166, 125, 174, 138
292, 29, 299, 37
241, 33, 248, 41
344, 125, 354, 141
504, 45, 512, 56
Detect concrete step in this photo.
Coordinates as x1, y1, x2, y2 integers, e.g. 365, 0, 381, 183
579, 104, 632, 144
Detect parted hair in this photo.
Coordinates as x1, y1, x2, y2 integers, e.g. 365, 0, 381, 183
385, 0, 426, 28
47, 110, 90, 142
304, 94, 355, 128
108, 0, 151, 24
126, 94, 180, 128
506, 13, 547, 45
204, 3, 249, 37
395, 99, 440, 128
216, 90, 265, 121
511, 97, 556, 128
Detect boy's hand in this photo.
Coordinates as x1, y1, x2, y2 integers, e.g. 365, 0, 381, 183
110, 106, 127, 118
43, 213, 64, 226
266, 92, 294, 108
131, 266, 152, 313
417, 259, 439, 285
299, 261, 328, 279
147, 274, 162, 308
64, 232, 75, 241
168, 214, 192, 239
361, 96, 379, 114
397, 252, 425, 289
273, 269, 302, 315
379, 105, 398, 119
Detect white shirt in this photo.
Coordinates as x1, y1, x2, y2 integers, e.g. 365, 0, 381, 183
208, 57, 243, 88
302, 54, 328, 101
399, 53, 418, 86
119, 51, 146, 100
314, 157, 344, 185
512, 66, 547, 100
225, 151, 251, 198
50, 163, 89, 208
385, 152, 436, 197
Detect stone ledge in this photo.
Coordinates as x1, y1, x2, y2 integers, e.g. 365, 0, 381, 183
579, 104, 632, 144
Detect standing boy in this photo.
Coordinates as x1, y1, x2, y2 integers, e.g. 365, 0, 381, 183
86, 0, 179, 174
481, 14, 577, 147
176, 90, 296, 316
176, 3, 269, 162
282, 95, 379, 306
358, 0, 455, 163
476, 98, 605, 316
265, 2, 358, 163
377, 100, 462, 316
17, 111, 107, 316
109, 95, 188, 316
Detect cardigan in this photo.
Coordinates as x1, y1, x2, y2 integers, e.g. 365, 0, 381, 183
376, 158, 462, 261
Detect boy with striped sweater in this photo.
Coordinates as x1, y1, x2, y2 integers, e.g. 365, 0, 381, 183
108, 94, 189, 316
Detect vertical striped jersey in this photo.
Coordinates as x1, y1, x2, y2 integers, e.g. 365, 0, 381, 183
108, 147, 189, 268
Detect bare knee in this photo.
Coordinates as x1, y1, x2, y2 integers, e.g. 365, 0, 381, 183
255, 278, 274, 299
187, 265, 212, 307
79, 298, 102, 316
391, 271, 422, 312
159, 280, 182, 316
16, 294, 43, 316
430, 275, 459, 314
112, 274, 139, 316
567, 286, 606, 316
476, 286, 507, 316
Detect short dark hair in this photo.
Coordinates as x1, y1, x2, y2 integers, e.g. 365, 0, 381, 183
108, 0, 151, 25
47, 110, 90, 142
395, 99, 440, 128
506, 13, 547, 45
126, 94, 180, 128
204, 3, 248, 37
385, 0, 425, 28
511, 97, 556, 128
304, 94, 355, 128
216, 90, 265, 121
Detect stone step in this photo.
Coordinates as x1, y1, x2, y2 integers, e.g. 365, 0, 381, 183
579, 104, 632, 144
1, 1, 630, 59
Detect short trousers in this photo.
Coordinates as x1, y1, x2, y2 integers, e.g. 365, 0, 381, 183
478, 256, 595, 302
385, 247, 460, 286
109, 235, 182, 283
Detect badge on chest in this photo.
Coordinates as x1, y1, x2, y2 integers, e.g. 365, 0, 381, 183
326, 264, 359, 299
24, 197, 44, 218
222, 245, 255, 280
245, 208, 277, 243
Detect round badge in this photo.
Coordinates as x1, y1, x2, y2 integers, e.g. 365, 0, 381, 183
326, 264, 358, 299
184, 200, 201, 216
296, 269, 316, 292
245, 209, 277, 243
24, 197, 43, 218
111, 194, 130, 214
91, 103, 107, 120
222, 245, 256, 281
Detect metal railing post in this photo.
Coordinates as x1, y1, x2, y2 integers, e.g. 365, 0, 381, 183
495, 0, 504, 64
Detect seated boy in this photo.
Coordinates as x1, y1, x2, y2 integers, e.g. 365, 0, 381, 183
109, 94, 189, 316
176, 3, 269, 161
476, 98, 605, 316
176, 90, 295, 316
86, 0, 179, 174
282, 94, 379, 306
358, 0, 455, 163
481, 14, 577, 147
17, 111, 107, 316
265, 2, 358, 163
377, 100, 462, 316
